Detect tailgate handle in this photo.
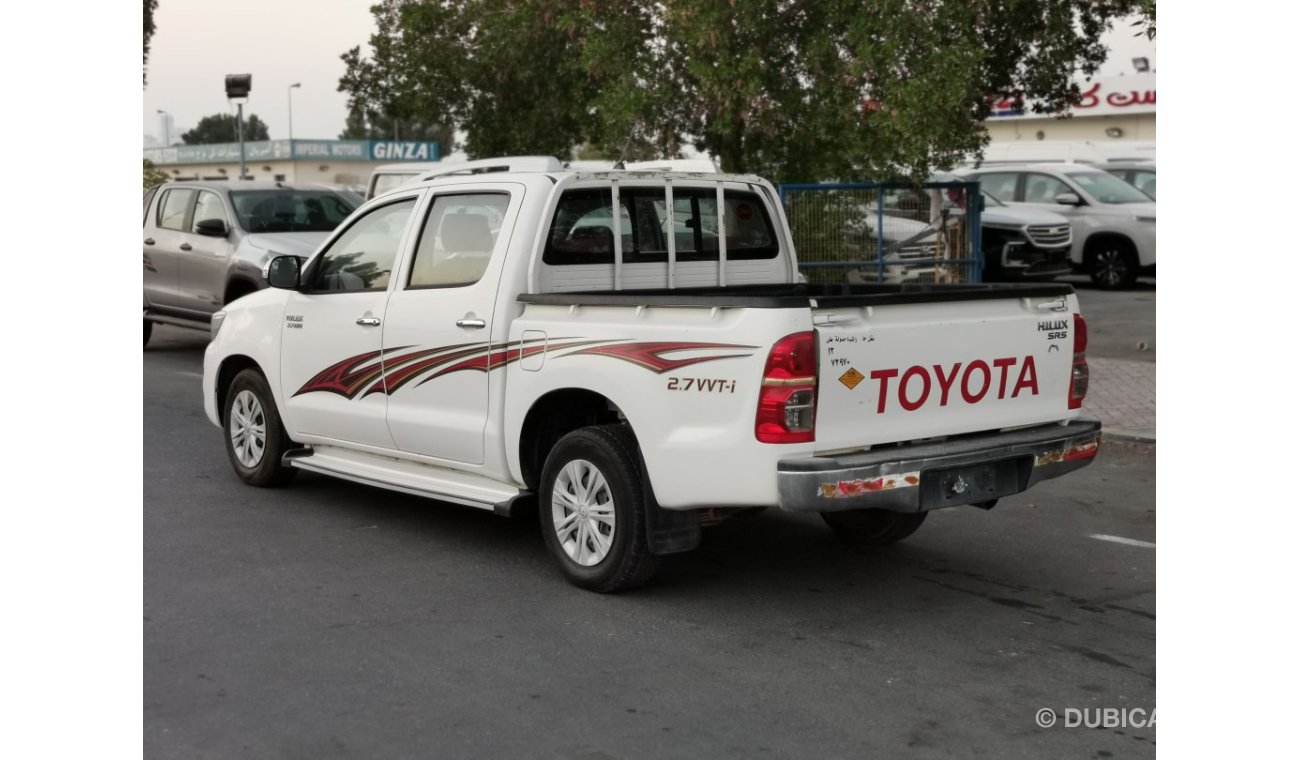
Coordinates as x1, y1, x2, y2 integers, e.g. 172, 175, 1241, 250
1034, 298, 1067, 312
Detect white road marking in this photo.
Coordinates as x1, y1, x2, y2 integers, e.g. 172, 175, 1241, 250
1089, 534, 1156, 549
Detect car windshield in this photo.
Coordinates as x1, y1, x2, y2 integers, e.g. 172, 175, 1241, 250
1065, 171, 1152, 204
229, 190, 356, 233
981, 191, 1006, 207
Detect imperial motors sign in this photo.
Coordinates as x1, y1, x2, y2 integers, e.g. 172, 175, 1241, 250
144, 139, 442, 165
988, 74, 1155, 119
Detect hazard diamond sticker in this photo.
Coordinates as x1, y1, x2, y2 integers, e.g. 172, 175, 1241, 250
839, 368, 865, 390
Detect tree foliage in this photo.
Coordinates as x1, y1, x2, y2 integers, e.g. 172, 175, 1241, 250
338, 105, 454, 151
144, 0, 158, 86
181, 113, 271, 145
340, 0, 1140, 183
143, 159, 170, 191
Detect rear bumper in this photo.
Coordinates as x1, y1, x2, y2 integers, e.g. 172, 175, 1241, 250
777, 419, 1101, 513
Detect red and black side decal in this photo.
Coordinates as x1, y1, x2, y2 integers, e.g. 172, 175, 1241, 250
565, 341, 757, 374
293, 339, 756, 399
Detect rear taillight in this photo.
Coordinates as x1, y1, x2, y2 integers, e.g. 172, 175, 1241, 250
1068, 313, 1089, 409
756, 331, 817, 443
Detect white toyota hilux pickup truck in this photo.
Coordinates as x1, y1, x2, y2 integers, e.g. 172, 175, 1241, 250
203, 163, 1101, 592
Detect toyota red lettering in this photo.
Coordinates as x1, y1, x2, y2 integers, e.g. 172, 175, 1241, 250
869, 357, 1040, 413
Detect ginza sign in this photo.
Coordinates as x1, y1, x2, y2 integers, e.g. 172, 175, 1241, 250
988, 74, 1156, 119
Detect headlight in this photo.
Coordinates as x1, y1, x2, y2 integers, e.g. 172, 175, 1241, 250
210, 310, 227, 341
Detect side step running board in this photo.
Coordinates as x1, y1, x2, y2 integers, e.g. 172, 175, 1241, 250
283, 446, 526, 513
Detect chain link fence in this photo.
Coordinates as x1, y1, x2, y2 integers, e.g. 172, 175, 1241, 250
779, 182, 983, 285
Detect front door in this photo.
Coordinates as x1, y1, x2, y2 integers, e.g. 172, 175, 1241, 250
279, 194, 421, 450
174, 189, 238, 315
381, 187, 520, 464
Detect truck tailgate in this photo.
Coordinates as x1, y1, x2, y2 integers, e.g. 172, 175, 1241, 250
814, 294, 1077, 454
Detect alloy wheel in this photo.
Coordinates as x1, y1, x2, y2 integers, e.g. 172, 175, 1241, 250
551, 459, 617, 567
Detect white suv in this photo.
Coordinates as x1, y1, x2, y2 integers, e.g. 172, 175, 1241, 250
959, 163, 1155, 288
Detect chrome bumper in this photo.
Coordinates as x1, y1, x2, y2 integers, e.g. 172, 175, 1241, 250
777, 419, 1102, 513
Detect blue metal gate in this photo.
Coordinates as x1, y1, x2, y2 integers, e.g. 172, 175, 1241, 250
779, 181, 984, 285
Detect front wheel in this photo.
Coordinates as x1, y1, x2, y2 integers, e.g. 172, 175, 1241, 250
821, 509, 927, 548
222, 369, 297, 487
539, 425, 659, 592
1088, 243, 1139, 289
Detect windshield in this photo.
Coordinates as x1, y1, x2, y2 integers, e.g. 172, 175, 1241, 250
1065, 171, 1152, 204
982, 190, 1006, 207
229, 190, 356, 233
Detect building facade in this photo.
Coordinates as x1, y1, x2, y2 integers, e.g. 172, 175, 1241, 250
985, 74, 1156, 144
142, 139, 443, 188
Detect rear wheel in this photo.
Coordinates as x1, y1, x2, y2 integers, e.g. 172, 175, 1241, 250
1087, 240, 1139, 289
821, 509, 927, 547
539, 425, 659, 592
222, 369, 297, 487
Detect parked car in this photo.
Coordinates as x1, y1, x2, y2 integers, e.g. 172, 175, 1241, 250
889, 179, 1074, 281
958, 163, 1155, 289
203, 159, 1101, 591
143, 181, 357, 346
1101, 161, 1156, 200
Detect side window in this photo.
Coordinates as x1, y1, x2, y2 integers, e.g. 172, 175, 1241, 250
191, 191, 228, 233
408, 193, 509, 288
1133, 170, 1156, 199
307, 198, 416, 293
1023, 173, 1073, 203
975, 173, 1018, 202
157, 189, 195, 231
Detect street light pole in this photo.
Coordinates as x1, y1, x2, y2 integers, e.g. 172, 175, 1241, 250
287, 82, 301, 143
155, 109, 171, 146
225, 74, 252, 179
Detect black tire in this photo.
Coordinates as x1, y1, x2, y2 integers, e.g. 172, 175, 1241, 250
538, 425, 659, 592
143, 320, 153, 348
821, 509, 927, 547
222, 369, 297, 487
1087, 240, 1139, 289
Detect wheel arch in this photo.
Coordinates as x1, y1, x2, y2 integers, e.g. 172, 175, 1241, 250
1083, 230, 1137, 257
215, 354, 268, 421
224, 276, 261, 305
517, 388, 629, 492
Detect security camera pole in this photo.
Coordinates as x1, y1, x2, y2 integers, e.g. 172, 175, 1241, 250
225, 74, 253, 179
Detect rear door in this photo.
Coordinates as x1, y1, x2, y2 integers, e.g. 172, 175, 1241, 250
143, 186, 194, 308
279, 192, 421, 450
813, 292, 1078, 453
380, 185, 521, 464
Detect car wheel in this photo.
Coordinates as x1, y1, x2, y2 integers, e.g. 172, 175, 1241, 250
821, 509, 927, 547
539, 425, 659, 592
222, 369, 297, 487
144, 320, 153, 349
1087, 242, 1139, 289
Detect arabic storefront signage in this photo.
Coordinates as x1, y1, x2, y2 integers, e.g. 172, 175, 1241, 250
988, 74, 1155, 120
144, 140, 441, 165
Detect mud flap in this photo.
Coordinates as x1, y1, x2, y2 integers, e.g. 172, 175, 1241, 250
644, 498, 701, 555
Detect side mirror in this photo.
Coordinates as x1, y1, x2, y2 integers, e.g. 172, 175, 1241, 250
266, 255, 302, 289
195, 218, 228, 237
1054, 192, 1082, 206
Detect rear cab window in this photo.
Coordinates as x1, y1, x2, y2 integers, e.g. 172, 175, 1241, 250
543, 186, 778, 265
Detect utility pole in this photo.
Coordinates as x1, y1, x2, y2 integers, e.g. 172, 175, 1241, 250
225, 74, 253, 179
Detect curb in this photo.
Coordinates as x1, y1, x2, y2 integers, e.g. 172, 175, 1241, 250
1101, 429, 1156, 445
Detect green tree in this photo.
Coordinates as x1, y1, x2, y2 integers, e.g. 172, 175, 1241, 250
338, 105, 454, 152
340, 0, 1140, 183
144, 0, 158, 86
143, 159, 170, 191
181, 113, 271, 145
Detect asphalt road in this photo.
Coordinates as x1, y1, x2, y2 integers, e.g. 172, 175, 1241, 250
144, 302, 1155, 759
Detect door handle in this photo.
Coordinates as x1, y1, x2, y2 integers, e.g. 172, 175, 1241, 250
456, 319, 487, 329
356, 317, 381, 327
144, 238, 155, 245
179, 243, 193, 251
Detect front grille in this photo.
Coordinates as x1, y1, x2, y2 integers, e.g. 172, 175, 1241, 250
1026, 225, 1071, 248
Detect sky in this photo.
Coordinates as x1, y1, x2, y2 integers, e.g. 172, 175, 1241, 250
141, 1, 1156, 147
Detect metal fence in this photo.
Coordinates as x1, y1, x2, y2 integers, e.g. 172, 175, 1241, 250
779, 182, 983, 285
